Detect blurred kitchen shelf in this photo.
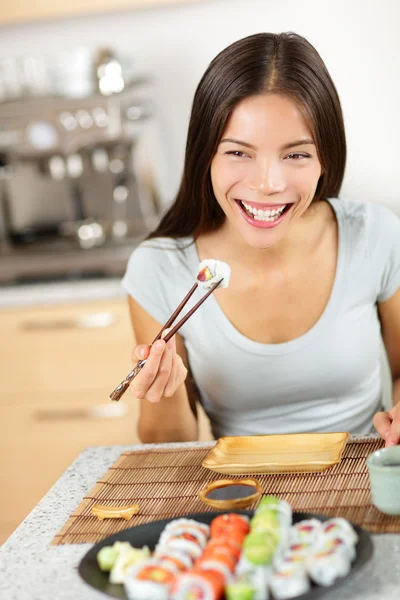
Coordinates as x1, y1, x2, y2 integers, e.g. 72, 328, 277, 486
0, 0, 196, 26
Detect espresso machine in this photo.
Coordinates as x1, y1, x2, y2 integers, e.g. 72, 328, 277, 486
0, 49, 160, 284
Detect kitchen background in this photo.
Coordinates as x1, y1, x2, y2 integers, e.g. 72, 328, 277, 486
0, 0, 398, 544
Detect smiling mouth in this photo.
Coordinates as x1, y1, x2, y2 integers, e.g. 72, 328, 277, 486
236, 200, 293, 222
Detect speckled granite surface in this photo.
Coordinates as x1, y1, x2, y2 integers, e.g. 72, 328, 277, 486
1, 438, 399, 600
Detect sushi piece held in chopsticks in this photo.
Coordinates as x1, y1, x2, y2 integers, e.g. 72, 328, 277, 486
197, 259, 231, 289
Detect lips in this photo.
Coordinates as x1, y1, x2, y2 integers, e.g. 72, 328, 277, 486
234, 198, 293, 229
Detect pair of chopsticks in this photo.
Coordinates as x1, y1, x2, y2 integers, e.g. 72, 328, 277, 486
109, 279, 222, 401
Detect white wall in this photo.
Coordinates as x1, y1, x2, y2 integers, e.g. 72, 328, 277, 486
0, 0, 399, 213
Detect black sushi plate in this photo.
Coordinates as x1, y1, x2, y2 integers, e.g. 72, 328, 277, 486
78, 511, 373, 599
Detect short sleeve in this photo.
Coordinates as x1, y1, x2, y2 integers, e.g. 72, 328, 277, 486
375, 205, 400, 302
121, 242, 175, 326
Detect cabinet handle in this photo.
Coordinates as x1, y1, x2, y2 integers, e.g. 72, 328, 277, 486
34, 403, 128, 421
21, 312, 116, 331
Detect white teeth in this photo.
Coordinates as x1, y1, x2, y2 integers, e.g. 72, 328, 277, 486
241, 202, 287, 221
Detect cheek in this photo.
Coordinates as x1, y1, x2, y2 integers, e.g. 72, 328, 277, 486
289, 164, 322, 192
211, 160, 240, 195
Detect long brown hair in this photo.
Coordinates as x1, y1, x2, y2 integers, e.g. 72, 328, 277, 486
149, 32, 346, 240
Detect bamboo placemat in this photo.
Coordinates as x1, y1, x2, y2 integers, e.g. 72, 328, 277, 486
52, 436, 400, 545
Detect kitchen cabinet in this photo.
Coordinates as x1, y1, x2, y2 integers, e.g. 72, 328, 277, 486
0, 297, 212, 544
0, 0, 192, 25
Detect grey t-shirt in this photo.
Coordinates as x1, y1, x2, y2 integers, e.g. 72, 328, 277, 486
122, 198, 400, 437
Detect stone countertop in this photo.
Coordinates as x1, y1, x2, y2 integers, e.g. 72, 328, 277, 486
0, 278, 126, 309
0, 439, 399, 600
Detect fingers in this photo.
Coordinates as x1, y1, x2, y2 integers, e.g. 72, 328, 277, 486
144, 338, 174, 402
129, 329, 187, 403
373, 410, 392, 444
387, 406, 400, 446
130, 339, 168, 400
131, 344, 150, 362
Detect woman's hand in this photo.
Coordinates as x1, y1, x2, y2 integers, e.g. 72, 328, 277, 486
129, 330, 188, 403
373, 404, 400, 446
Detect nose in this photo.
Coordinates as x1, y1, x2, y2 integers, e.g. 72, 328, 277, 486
247, 159, 286, 195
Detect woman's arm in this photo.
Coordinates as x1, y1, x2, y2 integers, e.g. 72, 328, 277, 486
374, 287, 400, 445
128, 295, 199, 443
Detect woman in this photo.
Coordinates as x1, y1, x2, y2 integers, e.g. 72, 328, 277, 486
121, 32, 400, 446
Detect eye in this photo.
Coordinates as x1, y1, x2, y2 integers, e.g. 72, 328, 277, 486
285, 153, 310, 160
225, 150, 249, 158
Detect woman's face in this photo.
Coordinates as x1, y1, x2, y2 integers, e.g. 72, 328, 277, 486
210, 93, 323, 249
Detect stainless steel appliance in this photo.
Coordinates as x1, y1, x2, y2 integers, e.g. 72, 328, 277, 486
0, 69, 160, 284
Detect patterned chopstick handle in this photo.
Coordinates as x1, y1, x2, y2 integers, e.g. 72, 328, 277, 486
109, 359, 146, 401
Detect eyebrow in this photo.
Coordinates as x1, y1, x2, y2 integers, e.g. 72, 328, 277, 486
219, 138, 315, 150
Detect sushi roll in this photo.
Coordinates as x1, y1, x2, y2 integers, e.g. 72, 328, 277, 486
254, 497, 292, 540
242, 532, 277, 567
288, 519, 322, 545
204, 538, 242, 562
157, 550, 194, 573
198, 549, 237, 572
159, 526, 207, 549
164, 518, 210, 537
321, 518, 358, 545
156, 532, 204, 559
306, 547, 351, 586
211, 513, 250, 534
273, 543, 313, 571
256, 497, 292, 522
269, 564, 310, 599
124, 561, 176, 600
108, 545, 151, 584
314, 535, 356, 562
196, 559, 233, 583
248, 567, 272, 600
226, 578, 256, 600
172, 567, 226, 600
197, 259, 231, 289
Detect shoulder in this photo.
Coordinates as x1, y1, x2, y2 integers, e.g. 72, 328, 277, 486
122, 235, 197, 296
329, 197, 400, 249
121, 236, 197, 324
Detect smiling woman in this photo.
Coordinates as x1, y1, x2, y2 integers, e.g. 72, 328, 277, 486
120, 32, 400, 447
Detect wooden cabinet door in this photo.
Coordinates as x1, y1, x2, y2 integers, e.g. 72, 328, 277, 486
0, 299, 133, 398
0, 391, 141, 544
0, 297, 213, 544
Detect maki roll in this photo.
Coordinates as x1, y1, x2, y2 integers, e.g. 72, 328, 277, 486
273, 542, 313, 571
172, 567, 226, 599
164, 518, 210, 537
210, 513, 250, 538
314, 535, 356, 562
226, 578, 256, 600
156, 532, 204, 559
205, 538, 242, 562
269, 564, 310, 599
288, 519, 322, 545
124, 560, 176, 600
197, 259, 231, 290
159, 526, 207, 549
306, 547, 351, 586
157, 550, 194, 573
242, 532, 277, 567
321, 518, 358, 545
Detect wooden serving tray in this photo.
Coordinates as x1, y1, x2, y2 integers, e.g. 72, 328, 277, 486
202, 432, 350, 474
